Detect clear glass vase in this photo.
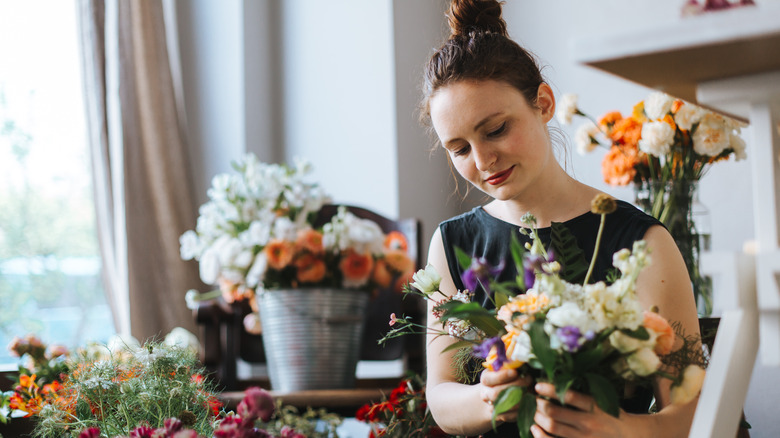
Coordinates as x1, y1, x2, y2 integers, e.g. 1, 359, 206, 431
634, 179, 713, 316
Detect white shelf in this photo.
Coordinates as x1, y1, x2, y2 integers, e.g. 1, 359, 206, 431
572, 4, 780, 120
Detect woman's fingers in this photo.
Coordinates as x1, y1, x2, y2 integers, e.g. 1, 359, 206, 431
535, 382, 595, 413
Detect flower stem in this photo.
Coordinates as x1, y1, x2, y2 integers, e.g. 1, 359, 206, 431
584, 213, 606, 285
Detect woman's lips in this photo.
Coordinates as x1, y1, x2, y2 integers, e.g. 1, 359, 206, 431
486, 167, 514, 185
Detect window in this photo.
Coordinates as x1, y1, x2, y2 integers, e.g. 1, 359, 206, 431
0, 0, 114, 366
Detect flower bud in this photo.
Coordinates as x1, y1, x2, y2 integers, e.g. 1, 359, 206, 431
590, 193, 617, 215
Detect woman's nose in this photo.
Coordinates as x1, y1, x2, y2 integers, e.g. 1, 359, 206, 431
472, 144, 497, 171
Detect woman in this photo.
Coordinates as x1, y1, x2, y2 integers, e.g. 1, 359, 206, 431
421, 1, 701, 437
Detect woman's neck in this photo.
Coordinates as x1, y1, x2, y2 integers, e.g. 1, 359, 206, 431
483, 169, 600, 228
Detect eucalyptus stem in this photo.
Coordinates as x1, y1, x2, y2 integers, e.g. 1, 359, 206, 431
583, 213, 606, 285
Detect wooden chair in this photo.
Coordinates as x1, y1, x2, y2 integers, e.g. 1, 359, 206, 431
193, 205, 425, 415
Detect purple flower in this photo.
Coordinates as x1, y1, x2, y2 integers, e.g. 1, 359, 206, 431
523, 248, 558, 289
556, 326, 583, 352
473, 336, 508, 371
462, 257, 503, 295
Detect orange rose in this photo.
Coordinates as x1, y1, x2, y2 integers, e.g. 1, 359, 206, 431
264, 239, 295, 270
602, 145, 638, 186
339, 251, 374, 286
383, 231, 409, 252
294, 253, 326, 284
644, 311, 675, 355
296, 228, 324, 254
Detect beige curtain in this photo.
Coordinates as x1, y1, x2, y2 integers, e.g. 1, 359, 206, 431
77, 0, 201, 342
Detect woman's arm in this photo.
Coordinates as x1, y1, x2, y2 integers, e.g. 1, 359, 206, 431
425, 228, 528, 436
531, 225, 702, 438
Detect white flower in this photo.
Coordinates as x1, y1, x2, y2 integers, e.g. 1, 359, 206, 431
245, 253, 268, 288
644, 92, 674, 120
693, 113, 730, 156
272, 216, 298, 242
546, 302, 590, 331
411, 264, 442, 296
609, 330, 648, 353
198, 247, 221, 285
674, 102, 704, 131
556, 93, 579, 125
670, 365, 706, 405
638, 120, 675, 157
179, 230, 201, 260
729, 131, 747, 161
184, 289, 200, 310
574, 121, 601, 155
164, 327, 200, 352
243, 313, 263, 335
626, 347, 661, 376
507, 330, 532, 363
107, 334, 141, 354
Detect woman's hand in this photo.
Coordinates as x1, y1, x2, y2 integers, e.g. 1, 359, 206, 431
531, 382, 628, 438
479, 367, 532, 424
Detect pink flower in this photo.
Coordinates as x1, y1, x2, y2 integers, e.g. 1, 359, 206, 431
237, 386, 275, 424
78, 427, 101, 438
389, 313, 397, 326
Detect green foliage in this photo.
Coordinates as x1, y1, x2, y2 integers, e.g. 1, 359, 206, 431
548, 222, 588, 284
32, 343, 220, 438
257, 401, 342, 438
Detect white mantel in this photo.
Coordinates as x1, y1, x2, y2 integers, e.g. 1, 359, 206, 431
571, 4, 780, 437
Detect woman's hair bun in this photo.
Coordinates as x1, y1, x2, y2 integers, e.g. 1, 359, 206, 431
447, 0, 507, 38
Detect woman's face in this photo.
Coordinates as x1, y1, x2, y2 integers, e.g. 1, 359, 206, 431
429, 80, 556, 203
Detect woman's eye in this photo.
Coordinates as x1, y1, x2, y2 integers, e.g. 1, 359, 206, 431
487, 122, 506, 138
453, 144, 470, 157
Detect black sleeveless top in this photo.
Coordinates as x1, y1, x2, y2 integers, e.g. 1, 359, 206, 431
438, 201, 664, 437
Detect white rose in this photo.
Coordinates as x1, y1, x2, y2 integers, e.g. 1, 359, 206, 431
199, 247, 221, 285
673, 102, 704, 131
556, 93, 579, 125
693, 113, 730, 156
638, 120, 675, 157
574, 121, 601, 155
179, 230, 201, 260
346, 216, 384, 255
670, 365, 706, 405
626, 347, 661, 376
644, 92, 674, 120
411, 264, 442, 296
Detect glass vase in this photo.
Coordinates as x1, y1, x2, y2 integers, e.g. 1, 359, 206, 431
634, 179, 713, 316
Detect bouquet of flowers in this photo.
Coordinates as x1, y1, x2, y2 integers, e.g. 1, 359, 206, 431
180, 154, 414, 329
355, 374, 445, 438
557, 91, 746, 189
386, 195, 706, 438
557, 92, 747, 315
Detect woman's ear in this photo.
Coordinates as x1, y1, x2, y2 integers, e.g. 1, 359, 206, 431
537, 83, 555, 123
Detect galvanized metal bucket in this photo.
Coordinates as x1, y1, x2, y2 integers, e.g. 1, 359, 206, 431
256, 288, 369, 392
